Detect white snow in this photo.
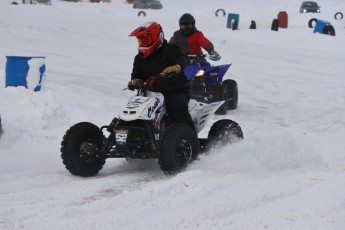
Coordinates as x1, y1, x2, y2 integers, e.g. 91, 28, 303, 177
27, 57, 46, 91
1, 0, 345, 229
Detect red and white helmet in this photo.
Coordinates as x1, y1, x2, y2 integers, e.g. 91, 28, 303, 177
129, 22, 164, 58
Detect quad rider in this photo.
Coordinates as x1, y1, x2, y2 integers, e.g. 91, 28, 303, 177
169, 13, 221, 67
128, 21, 195, 130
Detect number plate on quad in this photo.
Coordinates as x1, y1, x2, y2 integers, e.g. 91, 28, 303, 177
115, 130, 128, 145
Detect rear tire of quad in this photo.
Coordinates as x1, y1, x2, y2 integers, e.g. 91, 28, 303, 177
223, 79, 238, 110
215, 85, 228, 115
158, 123, 200, 174
207, 119, 243, 149
61, 122, 106, 177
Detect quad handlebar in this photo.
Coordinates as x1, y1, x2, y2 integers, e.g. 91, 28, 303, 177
123, 74, 163, 91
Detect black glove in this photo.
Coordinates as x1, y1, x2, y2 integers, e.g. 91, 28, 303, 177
127, 78, 143, 91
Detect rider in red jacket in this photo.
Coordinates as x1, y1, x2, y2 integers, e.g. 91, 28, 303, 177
169, 13, 221, 66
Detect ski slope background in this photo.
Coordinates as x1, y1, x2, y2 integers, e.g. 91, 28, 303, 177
1, 0, 345, 229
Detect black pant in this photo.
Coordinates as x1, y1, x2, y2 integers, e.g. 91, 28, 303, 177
163, 91, 195, 130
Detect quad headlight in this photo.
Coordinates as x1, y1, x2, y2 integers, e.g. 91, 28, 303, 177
195, 70, 205, 77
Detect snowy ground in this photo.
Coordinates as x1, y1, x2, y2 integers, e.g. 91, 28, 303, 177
1, 0, 345, 229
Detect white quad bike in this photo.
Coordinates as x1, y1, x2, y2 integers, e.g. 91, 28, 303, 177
60, 80, 243, 176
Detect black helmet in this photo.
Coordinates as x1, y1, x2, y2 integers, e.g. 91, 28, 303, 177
179, 13, 196, 36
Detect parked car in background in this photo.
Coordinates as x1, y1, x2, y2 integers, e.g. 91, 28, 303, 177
59, 0, 111, 2
60, 0, 82, 2
22, 0, 51, 3
90, 0, 111, 2
36, 0, 51, 4
299, 1, 321, 13
133, 0, 162, 9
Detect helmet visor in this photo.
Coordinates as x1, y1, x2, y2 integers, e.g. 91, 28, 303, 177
180, 23, 193, 30
138, 36, 152, 47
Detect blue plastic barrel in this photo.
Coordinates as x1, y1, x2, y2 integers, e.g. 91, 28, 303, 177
227, 13, 240, 30
313, 20, 331, 34
5, 56, 46, 92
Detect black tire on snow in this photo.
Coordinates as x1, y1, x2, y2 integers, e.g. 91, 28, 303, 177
323, 25, 336, 36
334, 12, 343, 20
158, 123, 200, 174
231, 20, 238, 30
138, 11, 146, 17
308, 18, 317, 28
207, 119, 243, 149
223, 79, 238, 110
215, 9, 226, 17
249, 20, 256, 29
271, 19, 279, 31
60, 122, 106, 177
215, 85, 228, 115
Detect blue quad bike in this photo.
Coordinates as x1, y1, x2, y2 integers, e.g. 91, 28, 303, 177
184, 54, 238, 115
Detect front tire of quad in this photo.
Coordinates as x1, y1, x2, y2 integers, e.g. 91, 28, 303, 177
158, 123, 200, 174
207, 119, 243, 149
61, 122, 106, 177
223, 79, 238, 110
215, 85, 228, 115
